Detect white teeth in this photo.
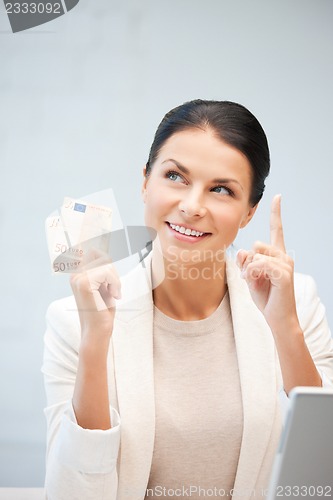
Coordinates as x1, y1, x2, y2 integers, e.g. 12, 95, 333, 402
169, 223, 205, 237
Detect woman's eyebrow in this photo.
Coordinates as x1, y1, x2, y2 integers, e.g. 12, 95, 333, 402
161, 158, 244, 191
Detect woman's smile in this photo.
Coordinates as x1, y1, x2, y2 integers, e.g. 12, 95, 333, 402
165, 221, 211, 244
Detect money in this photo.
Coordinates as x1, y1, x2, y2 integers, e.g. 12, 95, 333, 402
46, 197, 112, 274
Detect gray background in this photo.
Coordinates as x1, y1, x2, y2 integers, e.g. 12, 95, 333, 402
0, 0, 332, 487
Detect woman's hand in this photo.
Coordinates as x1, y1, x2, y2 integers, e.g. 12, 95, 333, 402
70, 252, 122, 430
70, 252, 122, 340
236, 194, 299, 334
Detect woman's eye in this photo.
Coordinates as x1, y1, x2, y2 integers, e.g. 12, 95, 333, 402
166, 170, 183, 182
212, 185, 232, 196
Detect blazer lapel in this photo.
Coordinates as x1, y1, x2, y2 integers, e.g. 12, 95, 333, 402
112, 252, 156, 500
226, 258, 281, 499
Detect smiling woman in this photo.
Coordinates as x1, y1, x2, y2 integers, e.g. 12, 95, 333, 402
42, 100, 333, 500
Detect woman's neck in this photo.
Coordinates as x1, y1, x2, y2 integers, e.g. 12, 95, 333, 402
151, 249, 228, 321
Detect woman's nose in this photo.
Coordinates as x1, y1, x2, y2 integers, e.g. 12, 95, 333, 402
178, 190, 207, 218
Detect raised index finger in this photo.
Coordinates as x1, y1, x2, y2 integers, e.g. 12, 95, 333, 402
270, 194, 286, 251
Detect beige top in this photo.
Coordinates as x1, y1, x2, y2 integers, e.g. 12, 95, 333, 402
145, 291, 243, 499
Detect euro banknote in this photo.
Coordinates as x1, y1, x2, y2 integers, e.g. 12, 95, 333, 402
46, 197, 112, 274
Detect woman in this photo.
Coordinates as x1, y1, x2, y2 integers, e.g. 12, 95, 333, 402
42, 100, 333, 500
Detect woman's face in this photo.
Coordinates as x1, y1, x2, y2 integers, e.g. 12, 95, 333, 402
142, 128, 258, 263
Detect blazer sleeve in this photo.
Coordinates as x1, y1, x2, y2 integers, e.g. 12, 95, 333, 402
41, 296, 121, 500
278, 273, 333, 421
295, 273, 333, 386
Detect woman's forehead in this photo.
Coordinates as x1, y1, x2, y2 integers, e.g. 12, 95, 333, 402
156, 128, 253, 181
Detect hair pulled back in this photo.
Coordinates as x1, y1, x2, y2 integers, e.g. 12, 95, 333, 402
146, 99, 270, 206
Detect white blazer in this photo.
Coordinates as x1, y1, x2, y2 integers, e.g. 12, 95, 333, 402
42, 252, 333, 500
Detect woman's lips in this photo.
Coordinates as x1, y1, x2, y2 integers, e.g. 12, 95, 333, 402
165, 222, 211, 243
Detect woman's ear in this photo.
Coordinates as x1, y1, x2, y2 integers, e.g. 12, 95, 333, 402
141, 165, 148, 202
239, 203, 259, 228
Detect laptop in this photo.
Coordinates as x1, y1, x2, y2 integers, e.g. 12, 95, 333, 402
267, 387, 333, 499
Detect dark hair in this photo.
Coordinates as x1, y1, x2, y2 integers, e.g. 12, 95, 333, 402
146, 99, 270, 206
